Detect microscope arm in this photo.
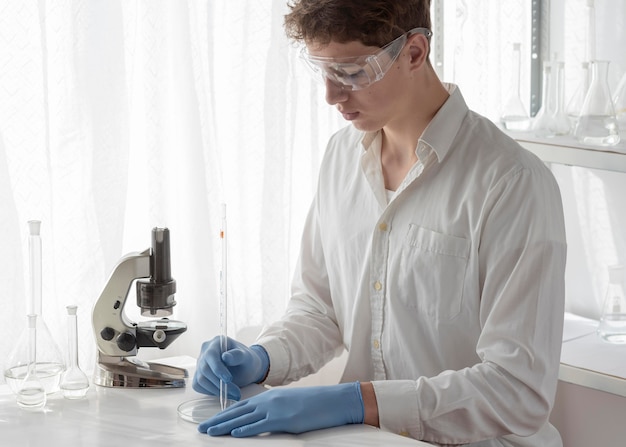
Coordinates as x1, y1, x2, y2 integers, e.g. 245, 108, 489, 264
92, 249, 150, 357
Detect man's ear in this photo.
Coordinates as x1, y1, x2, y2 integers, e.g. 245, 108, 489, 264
407, 34, 429, 70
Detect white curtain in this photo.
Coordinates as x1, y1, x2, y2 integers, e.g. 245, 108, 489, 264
0, 0, 342, 376
2, 0, 625, 382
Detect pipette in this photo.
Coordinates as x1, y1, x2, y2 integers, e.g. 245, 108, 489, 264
219, 203, 228, 410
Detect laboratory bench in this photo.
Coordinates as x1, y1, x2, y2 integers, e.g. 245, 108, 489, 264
0, 356, 431, 447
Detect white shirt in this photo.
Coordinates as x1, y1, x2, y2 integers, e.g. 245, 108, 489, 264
257, 84, 566, 447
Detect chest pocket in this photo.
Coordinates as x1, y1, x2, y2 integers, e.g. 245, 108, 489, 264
399, 224, 470, 319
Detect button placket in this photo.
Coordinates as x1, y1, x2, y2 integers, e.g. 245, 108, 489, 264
370, 215, 390, 380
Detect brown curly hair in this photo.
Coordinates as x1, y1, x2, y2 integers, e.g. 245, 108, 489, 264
284, 0, 431, 47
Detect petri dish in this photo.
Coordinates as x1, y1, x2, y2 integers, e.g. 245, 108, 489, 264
177, 397, 237, 424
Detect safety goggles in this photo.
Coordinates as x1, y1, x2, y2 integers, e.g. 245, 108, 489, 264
300, 27, 432, 91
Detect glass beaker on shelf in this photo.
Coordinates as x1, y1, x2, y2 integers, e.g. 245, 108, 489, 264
3, 220, 65, 394
500, 42, 530, 131
598, 264, 626, 344
573, 60, 620, 146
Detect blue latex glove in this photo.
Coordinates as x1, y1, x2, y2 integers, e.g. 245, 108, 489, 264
197, 382, 364, 437
192, 336, 269, 401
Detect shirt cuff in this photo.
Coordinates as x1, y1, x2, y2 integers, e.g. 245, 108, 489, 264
255, 336, 291, 386
372, 379, 422, 439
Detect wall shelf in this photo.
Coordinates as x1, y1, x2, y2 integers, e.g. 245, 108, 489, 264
511, 133, 626, 173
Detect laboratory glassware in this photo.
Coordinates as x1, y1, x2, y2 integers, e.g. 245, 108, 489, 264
178, 204, 235, 423
549, 61, 570, 136
4, 221, 65, 395
500, 42, 530, 131
573, 60, 620, 146
532, 62, 557, 138
219, 203, 229, 410
16, 314, 47, 410
566, 62, 590, 132
60, 305, 89, 399
598, 265, 626, 343
613, 72, 626, 140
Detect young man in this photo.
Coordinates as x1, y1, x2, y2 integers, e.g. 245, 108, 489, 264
192, 1, 567, 446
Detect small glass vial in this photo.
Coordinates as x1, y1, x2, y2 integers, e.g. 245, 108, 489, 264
16, 314, 47, 410
60, 305, 89, 399
598, 265, 626, 343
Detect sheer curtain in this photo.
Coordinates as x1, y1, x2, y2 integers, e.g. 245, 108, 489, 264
0, 0, 342, 376
3, 0, 625, 382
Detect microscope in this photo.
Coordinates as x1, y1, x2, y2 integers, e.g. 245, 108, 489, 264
92, 227, 188, 388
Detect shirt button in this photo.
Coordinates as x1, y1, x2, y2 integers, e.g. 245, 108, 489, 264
378, 222, 388, 231
374, 281, 382, 291
373, 339, 380, 349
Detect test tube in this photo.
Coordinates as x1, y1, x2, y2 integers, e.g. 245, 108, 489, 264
219, 203, 228, 410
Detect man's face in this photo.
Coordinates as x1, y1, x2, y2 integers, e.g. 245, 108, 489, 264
305, 38, 411, 132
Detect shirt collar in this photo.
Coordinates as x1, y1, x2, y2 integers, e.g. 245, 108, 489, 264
419, 83, 468, 163
359, 83, 468, 163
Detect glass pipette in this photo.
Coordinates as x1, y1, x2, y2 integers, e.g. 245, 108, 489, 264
219, 203, 228, 410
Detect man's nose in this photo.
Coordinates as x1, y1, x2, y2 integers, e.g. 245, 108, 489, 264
324, 78, 348, 105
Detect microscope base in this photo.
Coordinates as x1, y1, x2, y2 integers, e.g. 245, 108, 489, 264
93, 354, 188, 388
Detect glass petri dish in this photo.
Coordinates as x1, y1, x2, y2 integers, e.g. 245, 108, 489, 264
177, 397, 237, 424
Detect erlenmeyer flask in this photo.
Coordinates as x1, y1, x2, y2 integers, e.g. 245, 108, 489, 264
573, 60, 620, 146
613, 71, 626, 140
16, 314, 47, 410
566, 62, 590, 132
532, 61, 557, 137
598, 265, 626, 343
4, 221, 65, 395
60, 305, 89, 399
500, 43, 530, 131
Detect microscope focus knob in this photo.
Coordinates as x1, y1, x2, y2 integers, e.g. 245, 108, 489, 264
116, 332, 137, 352
100, 327, 115, 341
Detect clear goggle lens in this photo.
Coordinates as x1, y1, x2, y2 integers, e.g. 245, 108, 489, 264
300, 27, 432, 91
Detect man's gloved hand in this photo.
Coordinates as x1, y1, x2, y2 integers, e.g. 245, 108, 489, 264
197, 382, 364, 437
192, 336, 269, 401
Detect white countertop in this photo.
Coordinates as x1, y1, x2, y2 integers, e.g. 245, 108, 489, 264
0, 356, 431, 447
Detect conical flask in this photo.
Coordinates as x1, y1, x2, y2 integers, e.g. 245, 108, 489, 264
598, 265, 626, 343
573, 60, 620, 146
4, 221, 65, 394
500, 43, 530, 131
